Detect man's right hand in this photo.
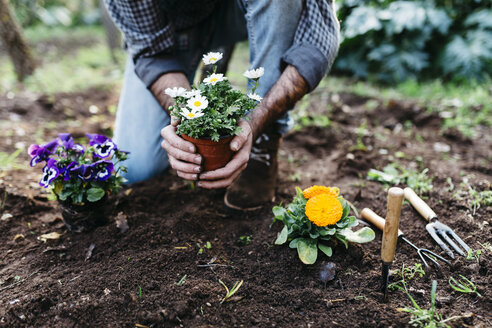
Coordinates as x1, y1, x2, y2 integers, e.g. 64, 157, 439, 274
161, 123, 202, 181
151, 72, 202, 180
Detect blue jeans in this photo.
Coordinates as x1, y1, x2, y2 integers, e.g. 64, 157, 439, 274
114, 0, 303, 183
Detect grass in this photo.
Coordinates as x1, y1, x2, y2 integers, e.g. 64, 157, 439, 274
367, 163, 433, 195
323, 77, 492, 138
0, 25, 125, 94
395, 280, 449, 328
449, 275, 481, 297
219, 279, 243, 304
0, 149, 25, 171
388, 263, 425, 291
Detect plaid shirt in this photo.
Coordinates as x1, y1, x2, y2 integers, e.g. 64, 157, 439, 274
105, 0, 339, 91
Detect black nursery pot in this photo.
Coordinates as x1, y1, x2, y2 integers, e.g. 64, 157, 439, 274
58, 197, 110, 232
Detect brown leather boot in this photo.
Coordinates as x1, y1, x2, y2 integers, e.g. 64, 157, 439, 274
224, 130, 281, 211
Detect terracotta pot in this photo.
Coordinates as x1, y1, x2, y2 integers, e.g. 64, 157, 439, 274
58, 197, 110, 232
181, 134, 234, 171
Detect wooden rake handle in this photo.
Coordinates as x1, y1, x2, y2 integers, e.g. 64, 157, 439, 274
381, 187, 404, 263
361, 208, 403, 236
404, 187, 437, 221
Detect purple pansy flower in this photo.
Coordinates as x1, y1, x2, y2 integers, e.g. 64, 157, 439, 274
59, 133, 85, 155
28, 139, 59, 167
39, 158, 59, 188
59, 161, 78, 181
86, 133, 117, 158
70, 164, 95, 181
93, 160, 114, 181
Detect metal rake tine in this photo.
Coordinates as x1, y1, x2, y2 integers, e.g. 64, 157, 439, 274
447, 229, 471, 253
420, 249, 450, 268
416, 250, 430, 271
426, 224, 454, 259
440, 230, 466, 257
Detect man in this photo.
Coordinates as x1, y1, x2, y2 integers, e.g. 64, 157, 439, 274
106, 0, 339, 211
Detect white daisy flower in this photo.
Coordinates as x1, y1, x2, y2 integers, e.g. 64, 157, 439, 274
243, 67, 264, 80
181, 108, 204, 120
187, 95, 209, 111
164, 87, 187, 98
248, 93, 263, 102
184, 89, 201, 98
202, 52, 223, 65
203, 73, 226, 85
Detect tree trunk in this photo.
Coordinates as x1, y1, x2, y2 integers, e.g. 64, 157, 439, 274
0, 0, 36, 81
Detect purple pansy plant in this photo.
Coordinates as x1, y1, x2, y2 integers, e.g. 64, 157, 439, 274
28, 133, 128, 203
86, 133, 117, 158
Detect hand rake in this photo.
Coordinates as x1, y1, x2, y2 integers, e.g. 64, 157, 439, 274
362, 208, 450, 270
404, 187, 471, 259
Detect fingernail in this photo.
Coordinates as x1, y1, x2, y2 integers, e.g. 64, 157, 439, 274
231, 142, 238, 151
194, 156, 201, 164
189, 146, 194, 152
192, 174, 197, 179
194, 166, 201, 172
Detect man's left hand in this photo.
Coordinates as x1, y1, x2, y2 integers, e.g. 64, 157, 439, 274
197, 120, 253, 189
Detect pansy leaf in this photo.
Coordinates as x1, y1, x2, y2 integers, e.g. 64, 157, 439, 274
289, 238, 300, 249
318, 244, 333, 257
58, 189, 72, 201
296, 238, 318, 265
87, 187, 105, 202
339, 227, 376, 244
275, 225, 288, 245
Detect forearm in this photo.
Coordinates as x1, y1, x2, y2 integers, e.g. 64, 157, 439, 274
248, 65, 309, 139
150, 72, 191, 114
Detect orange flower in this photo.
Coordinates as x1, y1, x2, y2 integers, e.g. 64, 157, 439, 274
305, 194, 343, 227
302, 185, 340, 199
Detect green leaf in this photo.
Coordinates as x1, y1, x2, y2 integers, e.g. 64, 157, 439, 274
289, 238, 299, 249
339, 227, 375, 244
341, 199, 350, 218
58, 189, 72, 201
86, 188, 105, 202
272, 206, 286, 223
319, 228, 337, 236
318, 244, 333, 257
275, 225, 288, 245
296, 238, 318, 265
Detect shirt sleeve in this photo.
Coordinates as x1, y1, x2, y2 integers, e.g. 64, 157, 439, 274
281, 0, 340, 92
104, 0, 185, 87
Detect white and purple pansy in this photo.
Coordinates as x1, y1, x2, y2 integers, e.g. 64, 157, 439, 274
86, 133, 117, 158
39, 158, 60, 188
28, 139, 59, 167
69, 164, 95, 181
61, 161, 78, 181
94, 160, 114, 181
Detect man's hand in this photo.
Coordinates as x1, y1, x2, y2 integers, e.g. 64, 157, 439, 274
161, 122, 203, 181
197, 120, 253, 189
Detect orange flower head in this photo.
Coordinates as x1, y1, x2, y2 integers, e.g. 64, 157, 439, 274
305, 194, 343, 227
302, 185, 340, 199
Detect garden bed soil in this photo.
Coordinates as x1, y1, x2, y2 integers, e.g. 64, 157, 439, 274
0, 86, 490, 327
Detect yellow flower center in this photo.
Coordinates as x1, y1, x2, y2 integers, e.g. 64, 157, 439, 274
210, 78, 217, 82
194, 101, 201, 107
305, 194, 343, 227
210, 57, 216, 62
187, 113, 195, 118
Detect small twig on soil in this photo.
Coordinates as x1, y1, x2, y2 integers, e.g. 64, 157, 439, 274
440, 313, 474, 324
85, 243, 95, 261
0, 270, 40, 292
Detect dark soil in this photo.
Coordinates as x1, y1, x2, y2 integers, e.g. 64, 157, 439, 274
0, 85, 491, 327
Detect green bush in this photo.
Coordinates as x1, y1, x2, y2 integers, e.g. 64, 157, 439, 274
335, 0, 492, 82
